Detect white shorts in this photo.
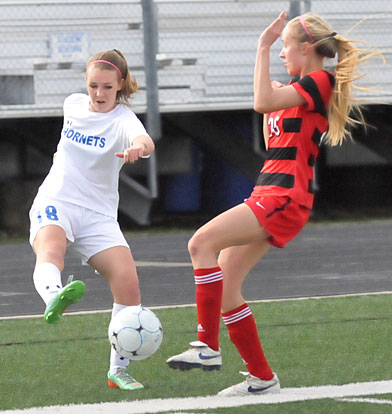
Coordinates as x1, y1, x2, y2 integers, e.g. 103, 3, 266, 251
29, 197, 129, 264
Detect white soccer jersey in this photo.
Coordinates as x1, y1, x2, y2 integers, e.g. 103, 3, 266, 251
35, 93, 149, 219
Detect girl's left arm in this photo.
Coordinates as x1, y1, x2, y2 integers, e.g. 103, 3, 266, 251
116, 135, 155, 163
254, 11, 306, 113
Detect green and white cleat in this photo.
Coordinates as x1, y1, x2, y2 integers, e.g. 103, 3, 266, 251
107, 368, 144, 390
44, 275, 86, 323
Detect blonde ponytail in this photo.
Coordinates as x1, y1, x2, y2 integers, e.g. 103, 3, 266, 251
288, 13, 384, 147
326, 35, 383, 146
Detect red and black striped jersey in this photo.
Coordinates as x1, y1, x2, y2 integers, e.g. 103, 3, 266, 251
252, 70, 335, 209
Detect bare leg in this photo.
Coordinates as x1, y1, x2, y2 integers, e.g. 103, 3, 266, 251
188, 203, 269, 268
218, 240, 270, 312
188, 203, 274, 380
185, 203, 270, 347
89, 246, 142, 380
88, 246, 141, 305
33, 225, 67, 271
32, 225, 67, 306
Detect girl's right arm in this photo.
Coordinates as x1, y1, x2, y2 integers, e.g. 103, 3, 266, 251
115, 135, 155, 164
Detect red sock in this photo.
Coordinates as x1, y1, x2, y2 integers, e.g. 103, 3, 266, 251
194, 267, 223, 351
222, 303, 273, 380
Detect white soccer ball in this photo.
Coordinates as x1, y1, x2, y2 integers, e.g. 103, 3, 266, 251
108, 306, 163, 360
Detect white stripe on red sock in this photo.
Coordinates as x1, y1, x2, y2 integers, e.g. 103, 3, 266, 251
222, 306, 252, 325
194, 270, 223, 285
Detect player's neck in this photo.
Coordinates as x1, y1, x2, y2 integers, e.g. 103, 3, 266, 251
300, 57, 324, 78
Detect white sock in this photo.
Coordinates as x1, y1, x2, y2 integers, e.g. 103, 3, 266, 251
33, 263, 62, 305
109, 303, 131, 374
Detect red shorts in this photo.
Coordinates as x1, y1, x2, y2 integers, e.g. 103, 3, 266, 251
245, 195, 311, 248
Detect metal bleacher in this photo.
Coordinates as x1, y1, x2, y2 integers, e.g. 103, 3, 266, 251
310, 0, 392, 102
1, 0, 391, 114
154, 0, 289, 111
0, 0, 145, 118
0, 0, 293, 118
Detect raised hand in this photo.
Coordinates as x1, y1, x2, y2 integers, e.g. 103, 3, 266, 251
259, 11, 287, 49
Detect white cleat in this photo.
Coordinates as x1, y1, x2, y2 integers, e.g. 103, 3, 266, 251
218, 372, 280, 396
166, 340, 222, 371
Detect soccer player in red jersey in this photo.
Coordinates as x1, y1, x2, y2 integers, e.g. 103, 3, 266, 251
167, 11, 382, 396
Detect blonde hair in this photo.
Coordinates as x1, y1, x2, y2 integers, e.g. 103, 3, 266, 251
86, 49, 138, 106
288, 13, 383, 146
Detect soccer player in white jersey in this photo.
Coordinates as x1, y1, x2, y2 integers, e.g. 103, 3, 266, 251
29, 49, 155, 390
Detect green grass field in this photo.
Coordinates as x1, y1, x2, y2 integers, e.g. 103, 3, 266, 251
1, 294, 391, 413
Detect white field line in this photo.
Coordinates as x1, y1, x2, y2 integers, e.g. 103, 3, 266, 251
337, 397, 392, 405
1, 290, 392, 321
1, 380, 392, 414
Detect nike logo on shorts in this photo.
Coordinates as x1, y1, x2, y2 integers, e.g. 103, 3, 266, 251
256, 201, 266, 210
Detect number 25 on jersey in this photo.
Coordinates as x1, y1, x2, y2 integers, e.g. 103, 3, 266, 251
268, 116, 280, 138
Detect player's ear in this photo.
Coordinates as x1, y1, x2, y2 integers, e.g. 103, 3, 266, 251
117, 78, 125, 91
301, 42, 313, 55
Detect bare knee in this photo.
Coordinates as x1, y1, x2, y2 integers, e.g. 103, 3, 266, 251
217, 254, 227, 270
36, 243, 65, 271
109, 270, 141, 305
34, 226, 66, 270
112, 268, 140, 289
188, 229, 211, 260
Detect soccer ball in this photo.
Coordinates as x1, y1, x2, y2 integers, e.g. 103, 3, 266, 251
108, 306, 163, 360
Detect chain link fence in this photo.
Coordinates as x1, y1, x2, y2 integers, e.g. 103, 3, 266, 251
0, 0, 390, 119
